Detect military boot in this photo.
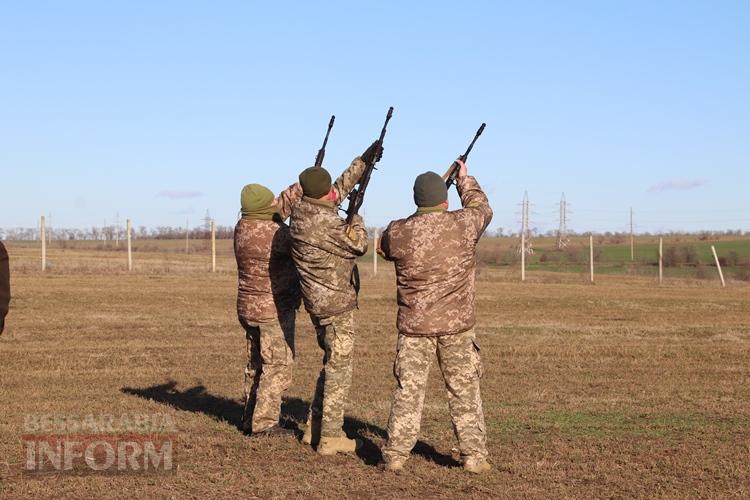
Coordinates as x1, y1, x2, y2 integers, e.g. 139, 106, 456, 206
301, 418, 321, 446
252, 425, 296, 438
378, 456, 406, 473
240, 413, 254, 436
317, 436, 360, 456
463, 457, 492, 474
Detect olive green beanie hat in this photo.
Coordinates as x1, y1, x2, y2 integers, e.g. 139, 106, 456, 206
413, 171, 448, 207
299, 167, 332, 199
240, 184, 276, 218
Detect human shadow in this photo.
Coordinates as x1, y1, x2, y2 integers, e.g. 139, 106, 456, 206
121, 381, 459, 468
121, 380, 245, 431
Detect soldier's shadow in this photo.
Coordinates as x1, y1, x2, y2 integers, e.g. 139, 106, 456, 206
121, 381, 459, 468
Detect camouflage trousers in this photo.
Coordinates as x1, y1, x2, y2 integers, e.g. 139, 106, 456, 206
307, 309, 355, 438
382, 329, 488, 462
241, 309, 295, 433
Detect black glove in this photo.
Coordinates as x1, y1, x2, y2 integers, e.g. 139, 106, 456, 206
361, 140, 383, 165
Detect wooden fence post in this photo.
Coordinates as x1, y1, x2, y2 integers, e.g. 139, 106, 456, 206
211, 221, 216, 273
630, 207, 634, 261
659, 237, 663, 285
40, 215, 47, 271
589, 235, 594, 283
127, 219, 133, 272
711, 245, 726, 287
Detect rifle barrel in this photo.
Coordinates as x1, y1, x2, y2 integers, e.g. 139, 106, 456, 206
314, 115, 336, 167
323, 115, 335, 148
379, 107, 394, 142
462, 122, 486, 160
345, 107, 394, 224
446, 122, 486, 188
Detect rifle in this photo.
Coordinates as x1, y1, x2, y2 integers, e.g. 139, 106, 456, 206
444, 123, 486, 188
345, 106, 394, 225
313, 115, 336, 167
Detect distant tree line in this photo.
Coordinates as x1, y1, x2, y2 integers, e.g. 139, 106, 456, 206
485, 228, 750, 239
0, 225, 235, 241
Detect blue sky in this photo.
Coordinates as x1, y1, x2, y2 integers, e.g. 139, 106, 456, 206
1, 1, 748, 234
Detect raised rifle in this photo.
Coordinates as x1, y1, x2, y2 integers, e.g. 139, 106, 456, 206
314, 115, 335, 167
444, 123, 486, 188
345, 106, 394, 225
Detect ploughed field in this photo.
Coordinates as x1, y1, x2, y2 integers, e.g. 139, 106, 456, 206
1, 243, 749, 498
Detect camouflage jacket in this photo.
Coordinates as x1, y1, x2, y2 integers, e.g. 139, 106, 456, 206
290, 158, 369, 319
234, 183, 303, 323
380, 175, 493, 336
0, 242, 9, 334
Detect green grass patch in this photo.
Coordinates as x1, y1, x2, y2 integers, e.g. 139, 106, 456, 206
487, 411, 747, 439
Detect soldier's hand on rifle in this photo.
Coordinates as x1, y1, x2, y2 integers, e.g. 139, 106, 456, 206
361, 140, 383, 165
348, 213, 364, 228
346, 214, 366, 240
455, 158, 468, 178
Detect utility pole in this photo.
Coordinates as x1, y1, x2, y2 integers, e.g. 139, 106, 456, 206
630, 207, 634, 261
521, 191, 533, 256
556, 193, 569, 250
203, 209, 212, 233
185, 218, 189, 254
519, 191, 533, 280
521, 230, 526, 282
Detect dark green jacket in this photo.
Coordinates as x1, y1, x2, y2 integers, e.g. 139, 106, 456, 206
0, 242, 9, 334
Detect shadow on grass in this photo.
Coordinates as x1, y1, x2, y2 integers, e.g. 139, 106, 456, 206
121, 380, 459, 468
121, 380, 244, 430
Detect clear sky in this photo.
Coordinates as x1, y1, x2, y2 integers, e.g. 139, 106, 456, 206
1, 1, 748, 234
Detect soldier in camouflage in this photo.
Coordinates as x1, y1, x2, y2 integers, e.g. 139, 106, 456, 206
378, 160, 493, 473
234, 181, 303, 437
290, 141, 381, 455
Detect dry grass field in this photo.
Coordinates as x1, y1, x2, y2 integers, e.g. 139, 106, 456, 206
1, 242, 749, 498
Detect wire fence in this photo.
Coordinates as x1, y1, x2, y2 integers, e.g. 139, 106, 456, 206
3, 207, 750, 285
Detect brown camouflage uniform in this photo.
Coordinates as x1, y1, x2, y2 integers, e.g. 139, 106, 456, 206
379, 175, 493, 464
241, 311, 295, 433
234, 183, 302, 433
290, 157, 369, 438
